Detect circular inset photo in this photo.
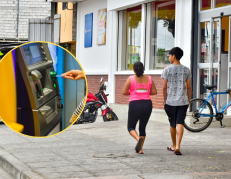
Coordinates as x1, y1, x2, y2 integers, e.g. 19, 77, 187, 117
0, 41, 87, 137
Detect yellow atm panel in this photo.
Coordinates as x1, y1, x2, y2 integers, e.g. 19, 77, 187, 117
0, 50, 24, 133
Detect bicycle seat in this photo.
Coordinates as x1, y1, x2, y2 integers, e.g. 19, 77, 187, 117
203, 84, 217, 90
225, 88, 231, 92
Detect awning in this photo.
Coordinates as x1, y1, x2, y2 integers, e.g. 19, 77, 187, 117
0, 42, 23, 60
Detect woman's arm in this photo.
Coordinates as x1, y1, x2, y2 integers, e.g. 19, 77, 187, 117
122, 77, 131, 95
150, 79, 157, 95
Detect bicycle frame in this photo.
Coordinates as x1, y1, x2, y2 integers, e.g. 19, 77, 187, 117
198, 91, 230, 117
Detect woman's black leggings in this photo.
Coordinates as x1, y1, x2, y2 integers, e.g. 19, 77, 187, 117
128, 100, 152, 136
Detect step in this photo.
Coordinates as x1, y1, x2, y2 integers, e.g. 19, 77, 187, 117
0, 166, 14, 179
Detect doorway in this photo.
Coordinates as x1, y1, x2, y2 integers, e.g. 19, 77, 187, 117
197, 16, 231, 112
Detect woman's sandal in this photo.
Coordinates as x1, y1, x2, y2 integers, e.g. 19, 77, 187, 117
167, 146, 174, 151
174, 150, 182, 155
135, 138, 143, 153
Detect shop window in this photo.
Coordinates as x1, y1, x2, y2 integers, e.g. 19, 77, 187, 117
118, 5, 142, 71
213, 21, 220, 63
149, 1, 175, 70
229, 69, 231, 88
200, 22, 211, 63
215, 0, 231, 8
201, 0, 211, 11
200, 69, 209, 99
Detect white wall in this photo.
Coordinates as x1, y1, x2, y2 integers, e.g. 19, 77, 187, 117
175, 0, 193, 69
76, 0, 111, 74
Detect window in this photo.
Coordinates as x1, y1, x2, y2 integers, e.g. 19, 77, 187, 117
200, 0, 231, 11
149, 0, 175, 70
201, 0, 211, 11
118, 5, 142, 71
200, 69, 209, 99
200, 22, 211, 63
215, 0, 231, 8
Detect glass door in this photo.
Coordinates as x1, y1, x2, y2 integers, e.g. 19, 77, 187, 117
197, 20, 211, 100
212, 18, 221, 110
197, 18, 221, 111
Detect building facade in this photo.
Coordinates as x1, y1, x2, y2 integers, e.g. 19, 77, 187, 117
73, 0, 193, 109
73, 0, 231, 112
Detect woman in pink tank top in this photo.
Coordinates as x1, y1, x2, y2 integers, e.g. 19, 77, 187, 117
122, 62, 157, 154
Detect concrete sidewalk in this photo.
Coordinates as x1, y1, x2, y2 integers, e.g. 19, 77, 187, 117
0, 119, 231, 179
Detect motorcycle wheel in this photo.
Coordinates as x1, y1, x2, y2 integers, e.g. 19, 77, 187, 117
103, 111, 119, 122
74, 111, 98, 124
73, 114, 84, 124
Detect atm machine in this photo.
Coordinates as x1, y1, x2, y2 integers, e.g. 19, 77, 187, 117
15, 43, 63, 136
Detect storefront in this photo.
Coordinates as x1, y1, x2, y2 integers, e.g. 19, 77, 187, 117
73, 0, 193, 109
193, 0, 231, 112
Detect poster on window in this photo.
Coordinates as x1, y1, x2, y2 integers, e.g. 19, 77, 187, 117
201, 43, 206, 52
97, 9, 107, 45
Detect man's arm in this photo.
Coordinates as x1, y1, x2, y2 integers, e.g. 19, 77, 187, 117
186, 78, 192, 104
162, 80, 168, 105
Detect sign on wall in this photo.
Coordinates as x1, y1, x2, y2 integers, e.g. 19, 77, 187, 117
85, 13, 93, 48
97, 9, 107, 45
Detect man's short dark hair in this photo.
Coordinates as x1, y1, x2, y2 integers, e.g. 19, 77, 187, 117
169, 47, 184, 60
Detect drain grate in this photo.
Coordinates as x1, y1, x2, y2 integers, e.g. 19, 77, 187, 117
93, 153, 134, 158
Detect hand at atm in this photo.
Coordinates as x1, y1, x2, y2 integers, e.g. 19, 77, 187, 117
61, 70, 85, 80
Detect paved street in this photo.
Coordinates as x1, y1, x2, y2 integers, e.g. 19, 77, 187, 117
0, 118, 231, 179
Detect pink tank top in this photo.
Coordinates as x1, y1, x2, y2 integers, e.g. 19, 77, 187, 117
129, 76, 152, 102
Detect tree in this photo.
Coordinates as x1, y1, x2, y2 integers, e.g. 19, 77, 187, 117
157, 48, 165, 63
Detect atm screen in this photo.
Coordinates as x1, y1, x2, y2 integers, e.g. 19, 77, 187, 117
22, 43, 44, 66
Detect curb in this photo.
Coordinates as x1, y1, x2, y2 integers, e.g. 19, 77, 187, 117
0, 149, 44, 179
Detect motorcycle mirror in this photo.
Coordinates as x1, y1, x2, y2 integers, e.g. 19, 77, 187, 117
100, 77, 103, 83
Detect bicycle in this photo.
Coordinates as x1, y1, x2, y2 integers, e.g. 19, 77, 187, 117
184, 84, 231, 132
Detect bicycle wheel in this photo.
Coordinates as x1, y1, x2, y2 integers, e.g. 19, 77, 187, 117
184, 98, 213, 132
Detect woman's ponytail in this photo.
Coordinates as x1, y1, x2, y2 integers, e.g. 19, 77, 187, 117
133, 61, 144, 77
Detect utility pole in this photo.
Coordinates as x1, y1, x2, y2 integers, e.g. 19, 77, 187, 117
16, 0, 19, 41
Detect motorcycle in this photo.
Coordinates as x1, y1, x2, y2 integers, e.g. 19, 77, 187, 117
75, 77, 119, 124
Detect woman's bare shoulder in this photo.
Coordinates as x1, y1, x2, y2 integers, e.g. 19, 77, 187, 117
126, 76, 132, 83
143, 75, 150, 80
